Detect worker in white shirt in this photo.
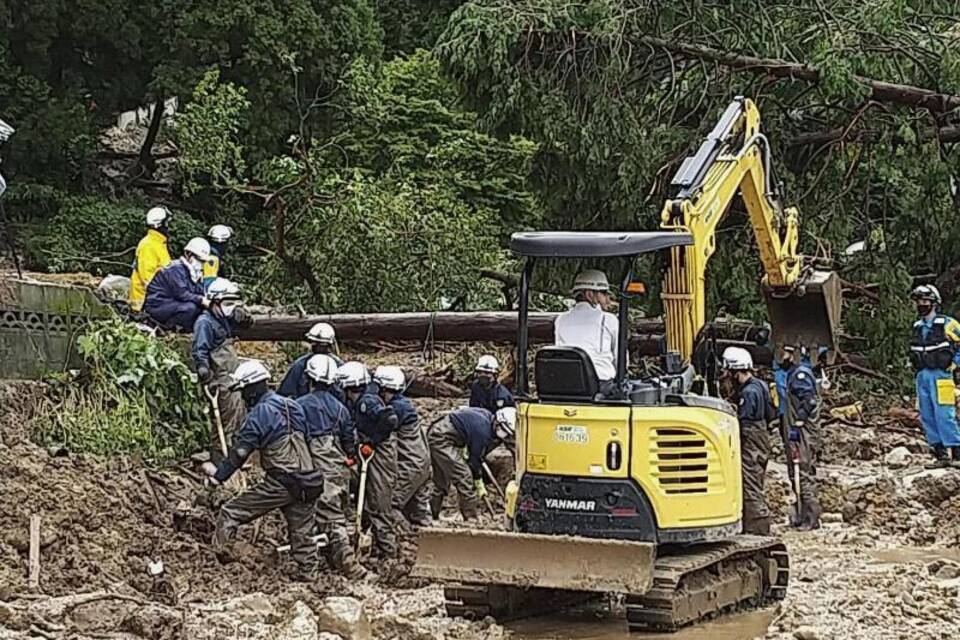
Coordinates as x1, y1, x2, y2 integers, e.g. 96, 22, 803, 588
554, 270, 619, 386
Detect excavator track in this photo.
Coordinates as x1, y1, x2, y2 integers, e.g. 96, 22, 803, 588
625, 535, 789, 632
440, 535, 788, 632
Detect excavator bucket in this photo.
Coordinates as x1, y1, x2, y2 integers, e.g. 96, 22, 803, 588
412, 528, 656, 594
764, 269, 842, 362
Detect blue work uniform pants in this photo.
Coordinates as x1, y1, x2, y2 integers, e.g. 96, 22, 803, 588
916, 368, 960, 448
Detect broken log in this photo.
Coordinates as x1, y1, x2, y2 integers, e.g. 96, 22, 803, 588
237, 312, 763, 344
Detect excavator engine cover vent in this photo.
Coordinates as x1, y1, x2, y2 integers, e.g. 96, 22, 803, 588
651, 428, 712, 495
763, 270, 841, 362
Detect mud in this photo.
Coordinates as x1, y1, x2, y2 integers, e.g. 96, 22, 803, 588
4, 367, 960, 639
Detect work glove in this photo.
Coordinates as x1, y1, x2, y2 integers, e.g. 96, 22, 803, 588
344, 456, 357, 468
359, 444, 374, 459
789, 427, 801, 443
197, 366, 213, 384
475, 479, 487, 499
200, 461, 220, 488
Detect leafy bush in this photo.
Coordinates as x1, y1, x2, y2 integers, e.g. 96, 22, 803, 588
26, 195, 207, 275
37, 318, 208, 460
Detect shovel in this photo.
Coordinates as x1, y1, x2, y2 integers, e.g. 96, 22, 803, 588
354, 445, 375, 551
789, 440, 803, 527
202, 385, 246, 490
482, 462, 505, 499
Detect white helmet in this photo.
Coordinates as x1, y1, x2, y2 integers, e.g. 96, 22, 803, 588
911, 284, 942, 305
207, 278, 241, 302
571, 269, 610, 294
208, 224, 234, 243
475, 354, 500, 374
146, 206, 171, 228
184, 237, 211, 261
494, 407, 517, 439
373, 365, 405, 392
306, 322, 336, 345
305, 354, 339, 385
337, 361, 370, 389
721, 346, 753, 371
229, 359, 270, 390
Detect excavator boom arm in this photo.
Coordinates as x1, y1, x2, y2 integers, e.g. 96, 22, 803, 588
659, 97, 836, 361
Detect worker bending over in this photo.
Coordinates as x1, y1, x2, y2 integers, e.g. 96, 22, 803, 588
554, 270, 619, 388
339, 361, 399, 563
469, 355, 515, 414
374, 366, 432, 529
129, 206, 172, 311
428, 407, 516, 521
200, 360, 324, 581
280, 322, 343, 400
780, 344, 823, 530
297, 355, 364, 578
144, 237, 211, 331
203, 224, 233, 290
909, 285, 960, 468
722, 347, 774, 535
191, 278, 252, 463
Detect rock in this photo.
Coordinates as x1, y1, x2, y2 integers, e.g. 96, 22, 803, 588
318, 635, 343, 640
276, 601, 319, 640
222, 593, 277, 623
317, 597, 370, 640
121, 604, 183, 640
935, 563, 960, 580
821, 512, 843, 524
885, 446, 911, 468
899, 590, 918, 608
793, 626, 822, 640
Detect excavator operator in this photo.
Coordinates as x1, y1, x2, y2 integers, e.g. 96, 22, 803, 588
554, 269, 619, 391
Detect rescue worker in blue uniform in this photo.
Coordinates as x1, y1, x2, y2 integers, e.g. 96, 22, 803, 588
428, 407, 516, 521
144, 237, 211, 331
200, 360, 323, 580
373, 366, 432, 529
296, 355, 364, 578
279, 322, 343, 400
203, 224, 233, 290
780, 343, 823, 530
191, 278, 253, 463
722, 347, 774, 535
338, 361, 399, 562
909, 285, 960, 468
469, 354, 515, 414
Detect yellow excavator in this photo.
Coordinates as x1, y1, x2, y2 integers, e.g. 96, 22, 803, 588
412, 97, 841, 632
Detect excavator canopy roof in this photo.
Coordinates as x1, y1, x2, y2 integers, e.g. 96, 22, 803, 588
510, 231, 694, 258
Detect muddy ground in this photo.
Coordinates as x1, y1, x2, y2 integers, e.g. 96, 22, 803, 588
2, 355, 960, 640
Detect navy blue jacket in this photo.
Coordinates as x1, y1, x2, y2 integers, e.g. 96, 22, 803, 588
389, 393, 418, 428
449, 407, 495, 480
296, 388, 356, 454
278, 352, 345, 401
469, 381, 515, 414
737, 376, 774, 426
215, 391, 308, 483
191, 310, 235, 371
348, 383, 397, 446
144, 259, 204, 330
786, 363, 819, 423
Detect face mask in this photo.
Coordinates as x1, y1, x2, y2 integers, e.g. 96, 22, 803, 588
917, 302, 934, 317
219, 301, 238, 317
780, 355, 794, 369
185, 257, 203, 281
477, 376, 493, 389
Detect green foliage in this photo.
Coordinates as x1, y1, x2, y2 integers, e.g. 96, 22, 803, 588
173, 68, 250, 194
21, 192, 206, 275
37, 319, 208, 460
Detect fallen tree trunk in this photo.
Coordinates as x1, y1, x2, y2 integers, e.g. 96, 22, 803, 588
238, 312, 762, 344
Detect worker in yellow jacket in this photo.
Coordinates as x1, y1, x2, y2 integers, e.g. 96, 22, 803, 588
129, 206, 172, 311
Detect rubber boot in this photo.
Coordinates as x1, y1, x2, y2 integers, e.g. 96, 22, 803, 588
951, 447, 960, 469
925, 446, 950, 469
743, 516, 771, 536
327, 527, 367, 580
797, 502, 822, 532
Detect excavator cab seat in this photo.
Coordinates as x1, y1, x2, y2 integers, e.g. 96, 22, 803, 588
535, 346, 599, 403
